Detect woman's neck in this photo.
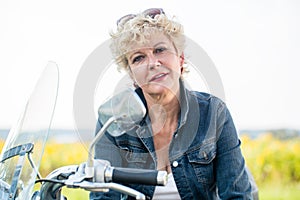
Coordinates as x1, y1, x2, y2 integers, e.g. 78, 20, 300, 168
144, 88, 180, 134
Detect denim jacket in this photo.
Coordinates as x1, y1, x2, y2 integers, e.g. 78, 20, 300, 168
90, 81, 257, 200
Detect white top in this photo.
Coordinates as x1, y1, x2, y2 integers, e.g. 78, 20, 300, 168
152, 173, 181, 200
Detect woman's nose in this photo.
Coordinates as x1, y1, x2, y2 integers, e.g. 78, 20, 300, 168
147, 54, 161, 70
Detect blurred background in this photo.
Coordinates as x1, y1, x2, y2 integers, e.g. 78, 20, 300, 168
0, 0, 299, 199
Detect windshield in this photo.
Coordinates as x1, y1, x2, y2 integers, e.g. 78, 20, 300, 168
0, 62, 59, 199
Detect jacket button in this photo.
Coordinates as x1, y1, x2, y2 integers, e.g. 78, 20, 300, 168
172, 161, 179, 167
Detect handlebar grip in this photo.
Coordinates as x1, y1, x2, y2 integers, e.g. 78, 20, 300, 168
106, 167, 167, 186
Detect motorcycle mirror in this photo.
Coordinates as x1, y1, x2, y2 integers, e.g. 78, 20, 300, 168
98, 88, 146, 137
85, 89, 146, 178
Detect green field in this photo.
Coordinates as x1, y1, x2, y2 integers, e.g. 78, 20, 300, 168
1, 133, 300, 199
259, 183, 300, 200
61, 183, 300, 199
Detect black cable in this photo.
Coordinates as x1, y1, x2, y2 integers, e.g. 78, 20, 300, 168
35, 179, 65, 185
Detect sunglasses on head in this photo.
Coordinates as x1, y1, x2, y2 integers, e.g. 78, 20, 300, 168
117, 8, 165, 26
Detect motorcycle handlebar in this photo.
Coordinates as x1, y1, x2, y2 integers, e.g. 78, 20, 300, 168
34, 162, 168, 200
105, 167, 168, 186
93, 159, 168, 186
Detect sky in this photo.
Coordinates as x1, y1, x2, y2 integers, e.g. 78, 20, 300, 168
0, 0, 300, 132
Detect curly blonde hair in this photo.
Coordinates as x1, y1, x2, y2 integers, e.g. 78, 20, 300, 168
109, 11, 186, 72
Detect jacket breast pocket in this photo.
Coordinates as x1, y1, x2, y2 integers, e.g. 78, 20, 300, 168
187, 144, 216, 185
119, 146, 149, 169
125, 151, 150, 168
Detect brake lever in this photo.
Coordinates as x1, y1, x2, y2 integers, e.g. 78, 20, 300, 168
73, 181, 145, 200
62, 161, 146, 199
64, 163, 88, 187
54, 159, 146, 200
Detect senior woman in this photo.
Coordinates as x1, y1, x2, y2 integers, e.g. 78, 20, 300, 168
91, 8, 257, 200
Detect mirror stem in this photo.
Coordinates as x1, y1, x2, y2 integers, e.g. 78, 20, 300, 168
85, 116, 119, 178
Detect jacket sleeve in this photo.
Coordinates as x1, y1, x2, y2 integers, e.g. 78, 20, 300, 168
215, 101, 255, 199
89, 116, 124, 200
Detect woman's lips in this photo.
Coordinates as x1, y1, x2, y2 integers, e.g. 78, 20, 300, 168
149, 73, 168, 82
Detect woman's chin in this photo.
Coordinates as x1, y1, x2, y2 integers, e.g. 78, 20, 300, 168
142, 83, 174, 96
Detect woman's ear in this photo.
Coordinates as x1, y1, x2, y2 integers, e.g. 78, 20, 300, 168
179, 52, 185, 74
180, 52, 185, 66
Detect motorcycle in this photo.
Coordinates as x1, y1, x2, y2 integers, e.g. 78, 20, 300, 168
0, 62, 168, 200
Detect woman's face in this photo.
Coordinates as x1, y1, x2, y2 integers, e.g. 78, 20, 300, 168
127, 32, 184, 96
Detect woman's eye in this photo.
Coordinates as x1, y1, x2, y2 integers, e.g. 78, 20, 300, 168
132, 55, 144, 64
155, 47, 166, 54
